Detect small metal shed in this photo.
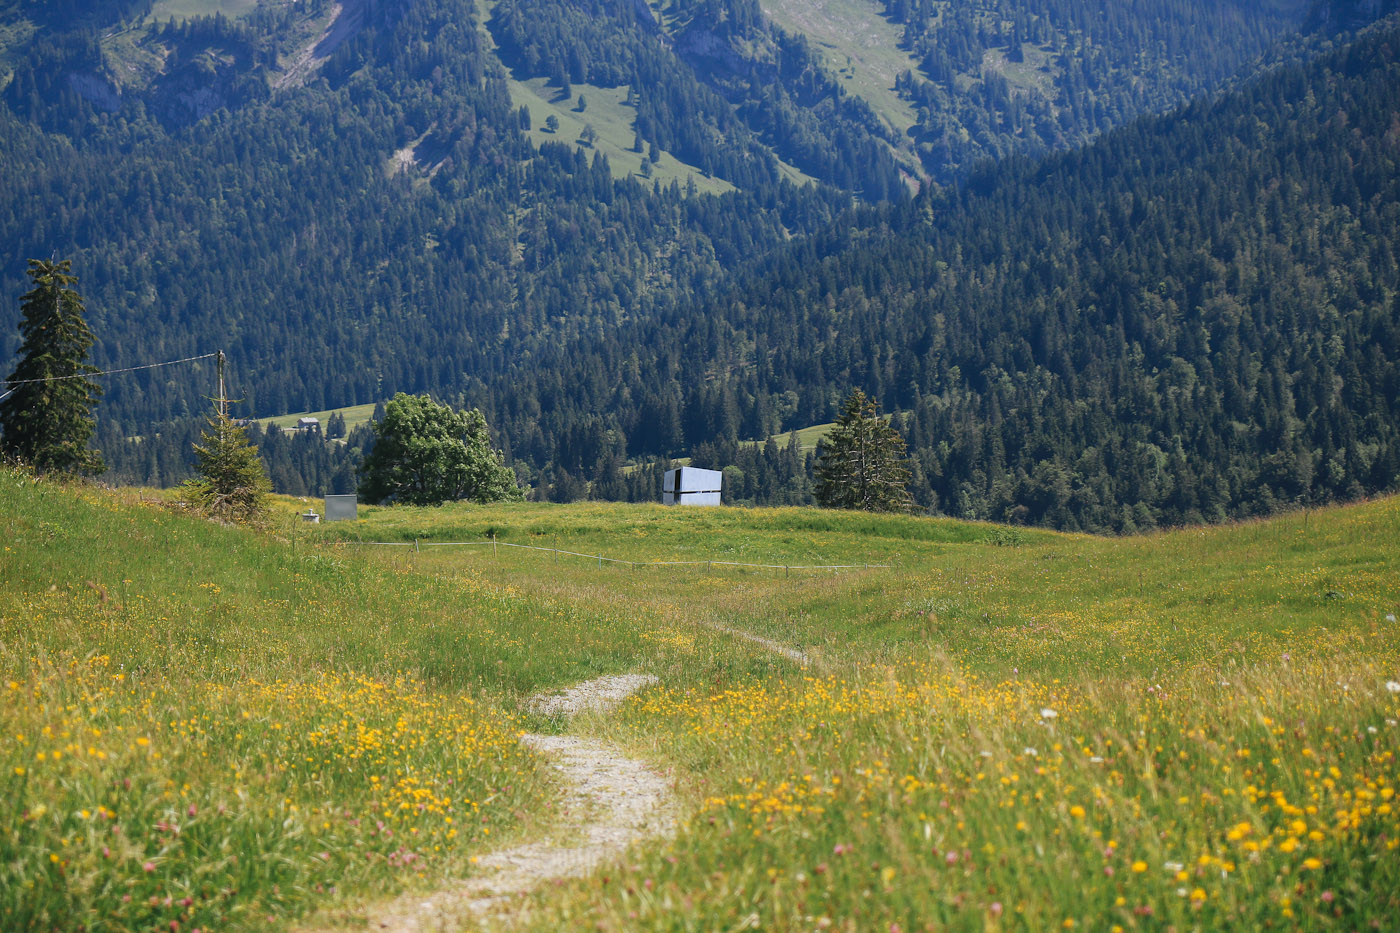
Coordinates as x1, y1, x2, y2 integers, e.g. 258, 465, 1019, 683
663, 466, 722, 506
324, 494, 358, 522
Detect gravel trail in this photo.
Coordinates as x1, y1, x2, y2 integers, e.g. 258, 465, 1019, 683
703, 622, 808, 664
315, 674, 674, 931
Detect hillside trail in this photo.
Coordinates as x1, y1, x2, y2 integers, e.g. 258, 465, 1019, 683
703, 620, 807, 664
302, 674, 675, 932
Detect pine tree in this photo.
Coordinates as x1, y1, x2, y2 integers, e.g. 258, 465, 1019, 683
814, 389, 913, 512
0, 259, 105, 475
180, 409, 273, 523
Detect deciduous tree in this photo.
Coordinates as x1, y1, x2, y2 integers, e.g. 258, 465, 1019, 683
358, 393, 522, 505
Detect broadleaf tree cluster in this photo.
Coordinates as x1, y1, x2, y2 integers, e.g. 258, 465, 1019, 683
358, 393, 521, 506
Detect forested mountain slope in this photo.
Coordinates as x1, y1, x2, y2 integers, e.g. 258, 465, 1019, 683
877, 0, 1318, 180
0, 0, 849, 426
762, 0, 1328, 182
475, 21, 1400, 529
0, 0, 1361, 429
1, 0, 1396, 525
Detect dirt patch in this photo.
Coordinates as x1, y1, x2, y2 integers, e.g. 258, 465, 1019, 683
274, 0, 369, 90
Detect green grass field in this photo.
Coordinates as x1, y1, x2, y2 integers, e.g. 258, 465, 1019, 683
3, 470, 1397, 929
744, 420, 839, 454
259, 401, 378, 433
149, 0, 259, 22
472, 0, 806, 196
757, 0, 921, 139
503, 76, 740, 195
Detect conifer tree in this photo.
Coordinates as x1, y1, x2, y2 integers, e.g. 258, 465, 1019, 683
180, 409, 273, 523
0, 259, 105, 475
814, 389, 912, 512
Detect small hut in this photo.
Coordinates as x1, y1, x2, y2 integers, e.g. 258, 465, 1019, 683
663, 466, 722, 506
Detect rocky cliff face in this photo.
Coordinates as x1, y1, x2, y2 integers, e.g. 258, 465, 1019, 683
65, 72, 120, 112
670, 1, 782, 92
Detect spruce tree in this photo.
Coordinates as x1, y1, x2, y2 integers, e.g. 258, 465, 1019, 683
814, 389, 913, 512
0, 259, 105, 475
180, 409, 273, 524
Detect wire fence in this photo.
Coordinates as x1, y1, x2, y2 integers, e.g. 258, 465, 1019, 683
333, 537, 890, 575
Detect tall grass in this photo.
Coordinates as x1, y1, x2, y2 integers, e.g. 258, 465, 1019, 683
5, 471, 1397, 929
451, 497, 1395, 930
321, 494, 1398, 930
0, 471, 762, 929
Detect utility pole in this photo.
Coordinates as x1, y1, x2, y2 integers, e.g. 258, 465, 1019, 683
217, 350, 227, 418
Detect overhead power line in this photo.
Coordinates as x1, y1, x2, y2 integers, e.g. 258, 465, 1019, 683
1, 351, 219, 386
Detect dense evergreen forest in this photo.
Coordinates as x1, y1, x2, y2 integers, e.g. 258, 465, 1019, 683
1, 0, 1397, 528
883, 0, 1318, 180
475, 21, 1400, 528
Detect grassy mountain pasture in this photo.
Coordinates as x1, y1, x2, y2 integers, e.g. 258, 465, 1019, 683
3, 474, 1398, 929
502, 77, 739, 195
472, 0, 803, 195
0, 471, 765, 931
742, 419, 841, 454
319, 495, 1400, 929
149, 0, 259, 22
756, 0, 921, 141
260, 402, 378, 434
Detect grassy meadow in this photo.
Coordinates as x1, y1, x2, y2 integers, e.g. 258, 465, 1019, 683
755, 0, 921, 141
259, 402, 378, 435
3, 470, 1398, 929
148, 0, 260, 22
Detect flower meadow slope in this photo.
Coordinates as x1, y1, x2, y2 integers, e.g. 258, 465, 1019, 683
364, 496, 1398, 931
0, 470, 734, 930
561, 660, 1399, 930
2, 661, 543, 930
3, 470, 1399, 930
